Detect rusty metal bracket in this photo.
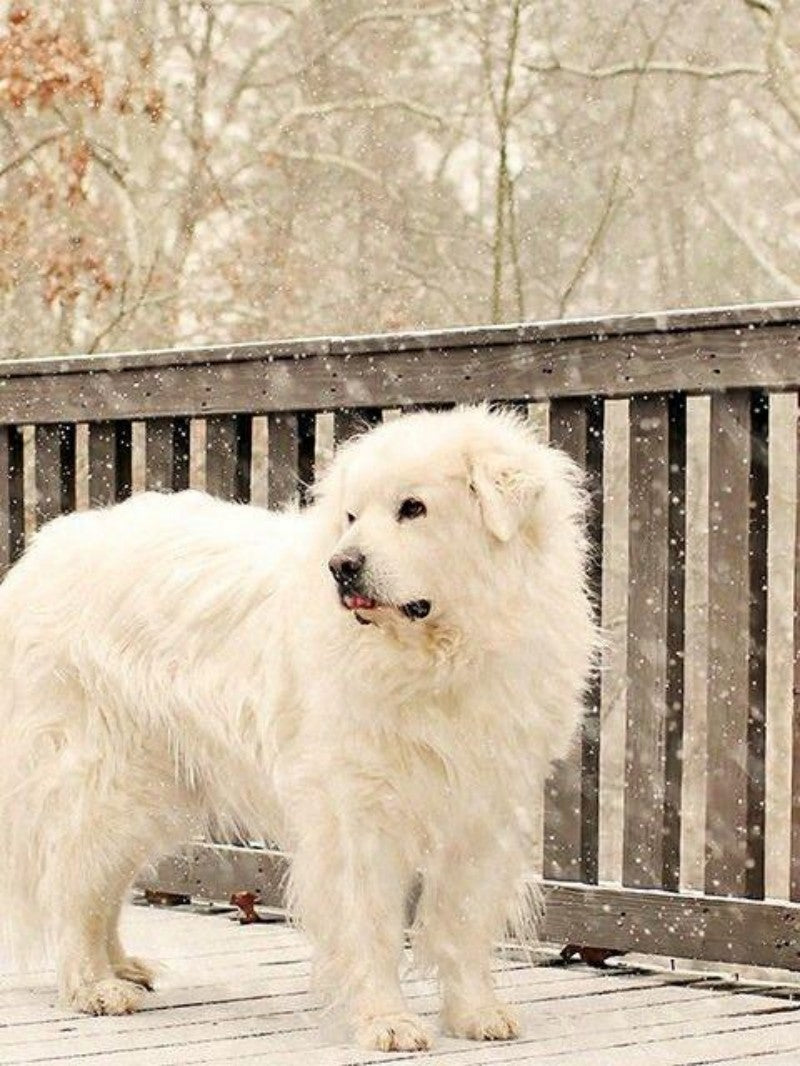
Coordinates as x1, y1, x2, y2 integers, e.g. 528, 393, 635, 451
230, 890, 266, 924
560, 943, 626, 967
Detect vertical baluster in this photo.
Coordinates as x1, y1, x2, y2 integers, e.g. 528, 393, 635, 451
748, 392, 769, 898
0, 425, 24, 576
706, 390, 768, 899
622, 394, 686, 889
145, 418, 190, 492
268, 413, 317, 509
543, 397, 603, 883
791, 392, 800, 901
206, 415, 253, 502
296, 413, 316, 506
664, 395, 687, 889
35, 423, 76, 528
88, 421, 133, 506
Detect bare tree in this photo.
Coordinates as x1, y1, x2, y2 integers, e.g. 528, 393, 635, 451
0, 0, 797, 358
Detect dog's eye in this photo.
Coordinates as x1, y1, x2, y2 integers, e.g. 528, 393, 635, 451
398, 498, 426, 521
346, 512, 356, 525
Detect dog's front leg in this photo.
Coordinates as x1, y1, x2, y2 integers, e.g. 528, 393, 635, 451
415, 846, 522, 1042
289, 813, 430, 1052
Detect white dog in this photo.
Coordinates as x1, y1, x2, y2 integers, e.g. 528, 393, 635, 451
0, 405, 595, 1051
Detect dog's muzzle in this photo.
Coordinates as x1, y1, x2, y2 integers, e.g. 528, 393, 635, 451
328, 549, 366, 589
328, 551, 431, 623
329, 549, 378, 613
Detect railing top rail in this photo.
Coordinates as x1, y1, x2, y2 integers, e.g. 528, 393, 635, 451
1, 301, 799, 378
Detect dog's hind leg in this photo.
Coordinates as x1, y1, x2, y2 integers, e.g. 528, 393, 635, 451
105, 874, 159, 990
55, 864, 147, 1016
51, 780, 181, 1015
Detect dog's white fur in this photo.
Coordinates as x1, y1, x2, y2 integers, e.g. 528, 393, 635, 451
0, 406, 595, 1049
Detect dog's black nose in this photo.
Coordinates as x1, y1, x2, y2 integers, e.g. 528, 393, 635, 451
328, 549, 365, 586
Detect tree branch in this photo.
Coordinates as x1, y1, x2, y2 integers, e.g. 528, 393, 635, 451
742, 0, 800, 138
267, 149, 402, 200
557, 0, 684, 316
744, 0, 777, 14
86, 255, 169, 354
524, 59, 765, 80
274, 96, 444, 135
249, 5, 451, 92
490, 0, 522, 322
85, 140, 129, 188
0, 130, 65, 181
706, 194, 800, 297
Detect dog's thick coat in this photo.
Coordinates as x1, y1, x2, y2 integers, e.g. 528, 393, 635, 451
0, 407, 596, 1050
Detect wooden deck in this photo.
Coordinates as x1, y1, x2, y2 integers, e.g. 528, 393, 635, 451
2, 903, 800, 1066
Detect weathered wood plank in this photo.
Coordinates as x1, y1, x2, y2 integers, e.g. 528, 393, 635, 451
139, 842, 800, 972
748, 391, 769, 899
267, 413, 316, 509
664, 395, 687, 891
267, 414, 299, 510
296, 413, 316, 506
706, 391, 750, 899
791, 393, 800, 902
7, 947, 774, 1066
543, 398, 603, 883
34, 425, 62, 528
88, 421, 132, 506
145, 418, 190, 492
0, 426, 10, 575
1, 321, 799, 425
205, 414, 252, 503
34, 423, 75, 528
623, 394, 686, 889
0, 425, 23, 575
6, 957, 793, 1066
624, 395, 670, 889
1, 301, 798, 377
706, 391, 768, 899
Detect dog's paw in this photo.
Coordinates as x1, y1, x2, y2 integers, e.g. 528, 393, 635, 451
112, 955, 158, 990
356, 1012, 431, 1052
445, 1002, 521, 1041
65, 977, 146, 1015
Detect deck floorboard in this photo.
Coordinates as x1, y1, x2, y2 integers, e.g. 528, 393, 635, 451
2, 903, 798, 1065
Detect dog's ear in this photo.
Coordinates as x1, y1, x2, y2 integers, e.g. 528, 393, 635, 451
469, 451, 544, 542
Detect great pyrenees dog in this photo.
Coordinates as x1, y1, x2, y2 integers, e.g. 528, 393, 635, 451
0, 405, 595, 1051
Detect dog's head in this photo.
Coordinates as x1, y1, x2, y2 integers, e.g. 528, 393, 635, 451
315, 406, 585, 638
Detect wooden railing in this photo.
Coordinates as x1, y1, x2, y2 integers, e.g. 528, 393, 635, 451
2, 302, 799, 970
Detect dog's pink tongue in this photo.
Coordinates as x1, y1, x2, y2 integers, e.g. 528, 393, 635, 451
344, 594, 376, 610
